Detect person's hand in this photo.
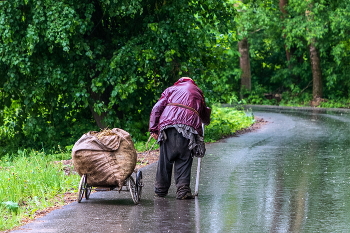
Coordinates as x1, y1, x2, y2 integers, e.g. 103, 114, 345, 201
151, 133, 158, 140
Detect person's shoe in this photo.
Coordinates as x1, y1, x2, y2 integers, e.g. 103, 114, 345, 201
154, 193, 167, 198
176, 185, 193, 199
176, 192, 195, 200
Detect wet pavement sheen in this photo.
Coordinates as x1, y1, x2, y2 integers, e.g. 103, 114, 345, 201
11, 107, 350, 233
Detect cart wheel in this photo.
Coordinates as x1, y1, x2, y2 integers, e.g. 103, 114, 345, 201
127, 176, 139, 204
85, 184, 92, 200
136, 170, 143, 200
77, 174, 87, 203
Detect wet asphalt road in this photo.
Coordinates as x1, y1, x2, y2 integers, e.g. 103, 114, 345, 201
11, 107, 350, 233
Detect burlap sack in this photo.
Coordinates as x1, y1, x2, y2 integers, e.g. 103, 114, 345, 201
72, 128, 137, 189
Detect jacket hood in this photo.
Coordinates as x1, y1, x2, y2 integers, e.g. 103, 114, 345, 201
174, 77, 197, 86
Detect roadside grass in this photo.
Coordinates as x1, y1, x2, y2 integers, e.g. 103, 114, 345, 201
0, 105, 253, 231
0, 150, 78, 230
204, 105, 254, 142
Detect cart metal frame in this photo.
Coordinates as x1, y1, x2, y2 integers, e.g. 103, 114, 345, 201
77, 170, 143, 204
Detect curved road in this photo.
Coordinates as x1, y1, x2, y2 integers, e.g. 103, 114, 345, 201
11, 107, 350, 233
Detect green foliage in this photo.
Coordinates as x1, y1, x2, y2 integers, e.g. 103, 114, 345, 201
1, 201, 19, 214
229, 0, 350, 108
0, 150, 79, 230
318, 98, 350, 109
134, 137, 159, 152
2, 0, 350, 153
0, 0, 238, 151
0, 99, 98, 152
205, 105, 254, 142
278, 91, 312, 107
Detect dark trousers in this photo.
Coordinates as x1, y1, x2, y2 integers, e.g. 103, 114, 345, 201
155, 128, 193, 196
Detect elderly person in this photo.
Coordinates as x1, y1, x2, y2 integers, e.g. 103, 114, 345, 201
149, 77, 211, 199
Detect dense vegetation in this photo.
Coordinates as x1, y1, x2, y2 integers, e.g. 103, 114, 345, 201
1, 0, 350, 152
236, 0, 350, 108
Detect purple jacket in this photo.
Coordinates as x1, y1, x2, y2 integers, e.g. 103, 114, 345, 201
149, 78, 211, 136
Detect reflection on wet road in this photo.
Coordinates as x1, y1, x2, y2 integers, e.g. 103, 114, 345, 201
11, 108, 350, 233
201, 108, 350, 233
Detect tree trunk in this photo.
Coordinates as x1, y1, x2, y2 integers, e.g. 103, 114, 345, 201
279, 0, 288, 15
238, 38, 251, 92
89, 106, 107, 129
309, 40, 323, 99
305, 5, 323, 100
279, 0, 291, 63
89, 90, 107, 129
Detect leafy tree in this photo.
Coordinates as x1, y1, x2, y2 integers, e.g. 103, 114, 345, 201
241, 0, 350, 105
235, 0, 252, 93
0, 0, 237, 150
284, 0, 325, 100
233, 0, 283, 97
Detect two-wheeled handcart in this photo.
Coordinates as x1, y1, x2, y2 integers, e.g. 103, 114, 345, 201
72, 128, 143, 204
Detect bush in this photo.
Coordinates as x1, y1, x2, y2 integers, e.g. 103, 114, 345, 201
204, 105, 254, 142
